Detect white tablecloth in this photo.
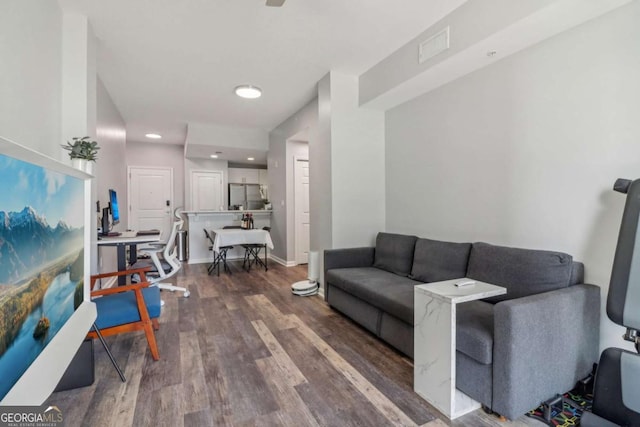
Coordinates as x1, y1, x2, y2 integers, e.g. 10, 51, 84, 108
211, 229, 274, 253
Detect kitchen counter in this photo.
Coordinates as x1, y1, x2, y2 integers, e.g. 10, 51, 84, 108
183, 210, 272, 215
185, 210, 272, 264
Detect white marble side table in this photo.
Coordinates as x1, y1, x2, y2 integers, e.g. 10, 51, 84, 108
414, 279, 506, 419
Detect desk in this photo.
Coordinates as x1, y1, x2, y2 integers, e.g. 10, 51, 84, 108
414, 279, 506, 419
97, 234, 161, 285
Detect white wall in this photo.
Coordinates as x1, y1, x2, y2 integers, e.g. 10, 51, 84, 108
1, 4, 102, 274
186, 122, 269, 149
269, 99, 318, 262
60, 13, 98, 274
385, 2, 640, 353
61, 13, 97, 162
0, 1, 62, 155
126, 141, 186, 213
96, 78, 127, 273
359, 0, 553, 106
329, 72, 385, 249
312, 75, 333, 267
184, 157, 229, 210
309, 72, 386, 292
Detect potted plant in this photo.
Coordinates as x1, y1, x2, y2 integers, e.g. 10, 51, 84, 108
61, 136, 99, 173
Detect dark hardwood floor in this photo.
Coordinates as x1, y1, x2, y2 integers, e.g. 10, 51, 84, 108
46, 261, 544, 426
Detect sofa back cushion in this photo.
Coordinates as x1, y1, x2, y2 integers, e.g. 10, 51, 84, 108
410, 238, 472, 283
373, 232, 417, 277
467, 242, 574, 303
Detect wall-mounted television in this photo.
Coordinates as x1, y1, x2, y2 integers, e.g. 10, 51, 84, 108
0, 136, 96, 405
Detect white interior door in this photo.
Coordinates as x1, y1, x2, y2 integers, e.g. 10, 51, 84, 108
294, 158, 310, 264
128, 167, 173, 237
191, 170, 223, 211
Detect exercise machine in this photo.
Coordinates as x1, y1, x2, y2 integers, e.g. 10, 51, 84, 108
582, 178, 640, 426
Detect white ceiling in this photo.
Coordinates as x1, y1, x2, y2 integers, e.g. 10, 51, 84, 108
58, 0, 467, 150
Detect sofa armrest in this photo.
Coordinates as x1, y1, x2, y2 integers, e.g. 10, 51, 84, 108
323, 247, 375, 301
324, 247, 375, 272
492, 284, 600, 420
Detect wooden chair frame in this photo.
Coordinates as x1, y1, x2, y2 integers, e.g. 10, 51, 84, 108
87, 267, 160, 361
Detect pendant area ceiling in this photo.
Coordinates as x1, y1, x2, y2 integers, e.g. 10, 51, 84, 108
58, 0, 467, 145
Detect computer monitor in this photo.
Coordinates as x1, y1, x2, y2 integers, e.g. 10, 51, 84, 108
109, 189, 120, 226
100, 189, 120, 236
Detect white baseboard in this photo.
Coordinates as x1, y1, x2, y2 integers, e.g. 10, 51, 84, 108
268, 254, 297, 267
317, 287, 325, 299
191, 254, 297, 268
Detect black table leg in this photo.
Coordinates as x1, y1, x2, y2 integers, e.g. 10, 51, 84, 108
116, 245, 127, 285
129, 243, 138, 266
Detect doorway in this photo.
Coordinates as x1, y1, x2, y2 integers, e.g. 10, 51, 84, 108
294, 157, 310, 265
128, 166, 174, 237
190, 170, 223, 211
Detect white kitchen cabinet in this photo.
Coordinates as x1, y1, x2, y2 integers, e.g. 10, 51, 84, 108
228, 168, 260, 184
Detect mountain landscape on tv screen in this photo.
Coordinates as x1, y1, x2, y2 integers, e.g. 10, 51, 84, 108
0, 206, 83, 284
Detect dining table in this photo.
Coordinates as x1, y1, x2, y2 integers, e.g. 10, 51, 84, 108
211, 228, 274, 272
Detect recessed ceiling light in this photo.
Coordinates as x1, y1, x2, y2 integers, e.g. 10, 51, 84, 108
247, 157, 255, 161
210, 154, 218, 159
235, 85, 262, 99
145, 133, 162, 139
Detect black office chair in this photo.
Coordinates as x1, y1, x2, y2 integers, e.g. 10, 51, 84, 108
581, 178, 640, 427
242, 226, 271, 272
204, 229, 233, 276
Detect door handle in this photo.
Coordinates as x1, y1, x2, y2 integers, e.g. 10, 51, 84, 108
166, 200, 170, 206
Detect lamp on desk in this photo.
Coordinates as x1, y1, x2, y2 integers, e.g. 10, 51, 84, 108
291, 251, 319, 296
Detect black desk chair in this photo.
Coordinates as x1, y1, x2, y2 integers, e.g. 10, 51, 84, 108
204, 229, 233, 276
242, 226, 271, 272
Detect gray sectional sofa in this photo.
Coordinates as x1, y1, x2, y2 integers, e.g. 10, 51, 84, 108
324, 232, 600, 420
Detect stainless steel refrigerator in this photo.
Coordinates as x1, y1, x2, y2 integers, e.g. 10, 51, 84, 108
229, 183, 263, 210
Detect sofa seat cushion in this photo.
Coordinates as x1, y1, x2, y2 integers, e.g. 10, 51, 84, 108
373, 232, 418, 277
326, 267, 420, 324
456, 300, 494, 365
410, 238, 471, 283
467, 242, 574, 303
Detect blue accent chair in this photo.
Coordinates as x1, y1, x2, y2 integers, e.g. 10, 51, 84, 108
87, 267, 162, 361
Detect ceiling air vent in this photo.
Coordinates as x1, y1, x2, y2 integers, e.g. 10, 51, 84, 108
418, 26, 450, 64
